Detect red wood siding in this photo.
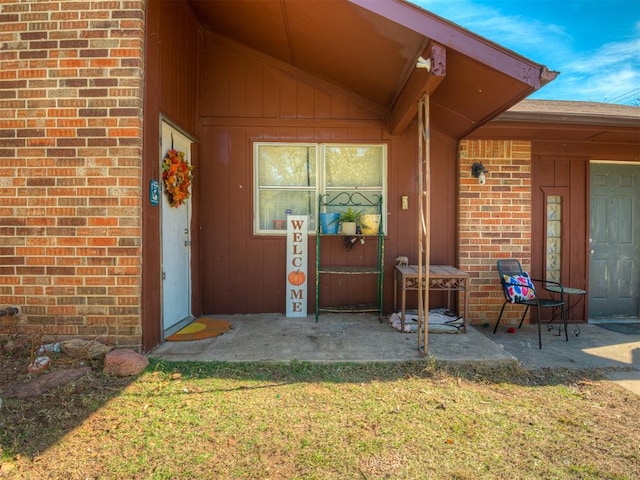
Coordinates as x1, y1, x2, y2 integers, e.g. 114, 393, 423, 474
531, 154, 589, 319
142, 0, 201, 351
197, 35, 458, 315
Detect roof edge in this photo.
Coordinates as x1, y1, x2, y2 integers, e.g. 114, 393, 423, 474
348, 0, 557, 91
498, 100, 640, 127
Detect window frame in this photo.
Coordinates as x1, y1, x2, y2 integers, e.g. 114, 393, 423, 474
541, 186, 570, 282
253, 142, 387, 236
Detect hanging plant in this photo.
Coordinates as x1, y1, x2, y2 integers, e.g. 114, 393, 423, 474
162, 148, 194, 208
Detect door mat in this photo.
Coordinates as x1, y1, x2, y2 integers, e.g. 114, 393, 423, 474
166, 318, 232, 341
595, 323, 640, 336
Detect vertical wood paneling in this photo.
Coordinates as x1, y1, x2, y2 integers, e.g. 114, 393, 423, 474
280, 74, 298, 118
143, 0, 201, 351
226, 126, 250, 306
555, 158, 571, 186
532, 151, 589, 320
228, 51, 248, 118
331, 95, 349, 118
263, 65, 281, 117
198, 37, 458, 315
206, 126, 232, 312
246, 62, 264, 118
297, 82, 315, 118
314, 89, 332, 118
205, 42, 230, 117
156, 1, 200, 133
569, 159, 588, 293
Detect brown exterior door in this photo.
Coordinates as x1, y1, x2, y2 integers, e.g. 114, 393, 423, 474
589, 163, 640, 319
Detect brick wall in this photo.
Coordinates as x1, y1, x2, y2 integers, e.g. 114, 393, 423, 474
458, 140, 533, 327
0, 0, 145, 349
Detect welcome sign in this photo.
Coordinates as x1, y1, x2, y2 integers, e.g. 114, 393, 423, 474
285, 215, 308, 317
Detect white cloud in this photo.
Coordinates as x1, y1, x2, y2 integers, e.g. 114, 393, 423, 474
536, 36, 640, 103
414, 0, 640, 105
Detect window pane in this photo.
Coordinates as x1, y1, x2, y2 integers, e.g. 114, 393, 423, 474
258, 145, 316, 187
325, 145, 382, 188
257, 190, 315, 230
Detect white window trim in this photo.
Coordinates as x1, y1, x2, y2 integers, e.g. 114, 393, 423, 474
254, 142, 387, 236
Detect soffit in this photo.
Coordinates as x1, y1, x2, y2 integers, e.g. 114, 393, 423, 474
188, 0, 553, 138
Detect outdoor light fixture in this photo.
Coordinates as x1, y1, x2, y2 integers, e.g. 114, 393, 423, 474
471, 162, 489, 185
416, 56, 431, 71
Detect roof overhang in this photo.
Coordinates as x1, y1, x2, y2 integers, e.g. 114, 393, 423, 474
465, 100, 640, 160
187, 0, 556, 138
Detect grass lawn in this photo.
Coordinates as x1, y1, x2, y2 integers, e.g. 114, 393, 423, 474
1, 357, 639, 479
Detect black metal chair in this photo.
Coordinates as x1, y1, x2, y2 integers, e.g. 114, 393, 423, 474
494, 259, 567, 349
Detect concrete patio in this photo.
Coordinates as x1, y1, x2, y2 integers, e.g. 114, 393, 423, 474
150, 313, 640, 395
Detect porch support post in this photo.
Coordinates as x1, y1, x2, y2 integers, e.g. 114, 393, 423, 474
418, 94, 431, 355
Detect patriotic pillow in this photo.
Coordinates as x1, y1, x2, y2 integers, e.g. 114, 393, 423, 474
503, 272, 536, 303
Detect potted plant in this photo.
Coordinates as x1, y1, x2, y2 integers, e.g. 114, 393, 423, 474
336, 207, 362, 235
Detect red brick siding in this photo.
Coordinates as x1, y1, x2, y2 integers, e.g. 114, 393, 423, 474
0, 0, 145, 349
458, 140, 533, 327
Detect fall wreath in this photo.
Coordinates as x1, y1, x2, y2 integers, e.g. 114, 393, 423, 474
162, 149, 194, 208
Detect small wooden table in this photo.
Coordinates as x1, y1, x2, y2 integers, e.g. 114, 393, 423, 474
393, 264, 470, 333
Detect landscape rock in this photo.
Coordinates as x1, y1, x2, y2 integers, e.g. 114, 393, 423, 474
2, 367, 92, 399
103, 349, 149, 377
60, 339, 114, 360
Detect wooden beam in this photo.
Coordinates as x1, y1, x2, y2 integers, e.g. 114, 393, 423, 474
349, 0, 550, 89
417, 94, 431, 355
388, 42, 446, 135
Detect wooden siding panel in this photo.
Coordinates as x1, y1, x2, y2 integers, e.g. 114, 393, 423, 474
246, 62, 265, 118
331, 94, 349, 118
532, 149, 590, 321
569, 159, 588, 293
227, 127, 250, 305
203, 42, 230, 117
536, 157, 555, 187
156, 1, 200, 133
197, 37, 458, 315
143, 0, 201, 351
297, 82, 315, 118
280, 73, 298, 118
430, 133, 458, 265
228, 50, 248, 118
203, 126, 232, 312
314, 89, 332, 119
263, 65, 281, 117
555, 158, 571, 187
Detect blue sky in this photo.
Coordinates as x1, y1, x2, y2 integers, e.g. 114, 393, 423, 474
415, 0, 640, 105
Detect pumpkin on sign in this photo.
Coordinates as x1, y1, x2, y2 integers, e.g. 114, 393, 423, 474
288, 270, 306, 286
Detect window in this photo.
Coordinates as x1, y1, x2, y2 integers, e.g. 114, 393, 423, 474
546, 194, 562, 282
254, 143, 387, 235
541, 187, 569, 283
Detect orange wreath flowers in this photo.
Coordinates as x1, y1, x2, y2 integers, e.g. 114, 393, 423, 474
162, 149, 194, 208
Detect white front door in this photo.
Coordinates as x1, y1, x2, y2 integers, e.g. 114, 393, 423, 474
161, 121, 193, 333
